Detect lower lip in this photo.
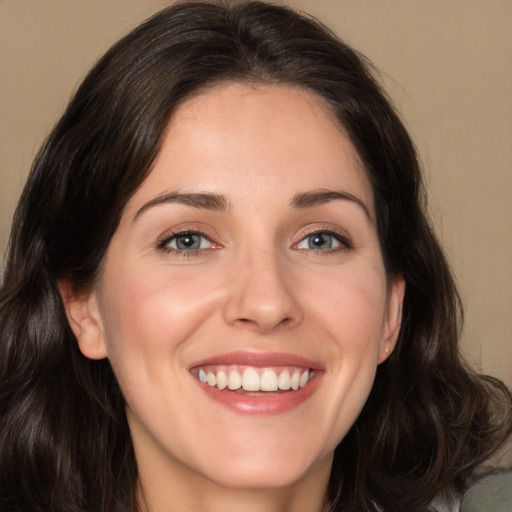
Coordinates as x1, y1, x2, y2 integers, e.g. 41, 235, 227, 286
194, 374, 322, 415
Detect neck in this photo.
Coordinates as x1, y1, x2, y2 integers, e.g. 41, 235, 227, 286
136, 452, 332, 512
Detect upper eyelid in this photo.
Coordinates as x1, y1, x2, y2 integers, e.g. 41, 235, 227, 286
157, 223, 218, 241
295, 225, 351, 241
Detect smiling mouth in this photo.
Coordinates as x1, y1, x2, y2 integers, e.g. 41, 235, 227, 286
191, 365, 315, 393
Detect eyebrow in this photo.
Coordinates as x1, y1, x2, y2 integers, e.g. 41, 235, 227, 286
134, 191, 230, 220
290, 189, 372, 220
134, 188, 371, 221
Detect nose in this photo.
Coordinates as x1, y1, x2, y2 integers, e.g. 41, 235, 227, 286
222, 249, 303, 334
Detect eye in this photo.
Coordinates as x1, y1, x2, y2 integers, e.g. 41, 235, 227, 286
296, 230, 349, 251
158, 231, 215, 253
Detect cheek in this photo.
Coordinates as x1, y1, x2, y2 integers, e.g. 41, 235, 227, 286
96, 267, 220, 431
303, 263, 388, 350
98, 263, 222, 370
299, 263, 388, 432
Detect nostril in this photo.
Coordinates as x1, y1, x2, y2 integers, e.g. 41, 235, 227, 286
233, 318, 259, 329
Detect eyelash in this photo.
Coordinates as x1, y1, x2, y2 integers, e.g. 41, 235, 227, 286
295, 227, 352, 253
156, 227, 352, 257
156, 229, 216, 257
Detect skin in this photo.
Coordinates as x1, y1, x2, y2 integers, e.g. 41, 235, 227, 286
62, 83, 405, 512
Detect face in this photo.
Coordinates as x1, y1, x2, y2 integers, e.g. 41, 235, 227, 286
64, 83, 404, 498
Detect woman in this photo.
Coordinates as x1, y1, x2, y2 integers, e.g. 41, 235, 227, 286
0, 2, 510, 511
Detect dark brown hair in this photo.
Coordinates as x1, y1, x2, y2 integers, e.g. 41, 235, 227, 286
1, 2, 510, 511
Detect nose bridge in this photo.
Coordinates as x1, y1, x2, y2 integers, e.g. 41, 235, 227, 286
223, 242, 301, 333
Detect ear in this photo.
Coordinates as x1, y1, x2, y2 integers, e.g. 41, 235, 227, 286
378, 275, 406, 363
59, 280, 108, 360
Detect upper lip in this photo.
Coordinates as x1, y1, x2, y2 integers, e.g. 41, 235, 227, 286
189, 351, 324, 371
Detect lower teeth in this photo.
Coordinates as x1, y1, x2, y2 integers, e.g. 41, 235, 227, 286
232, 388, 293, 395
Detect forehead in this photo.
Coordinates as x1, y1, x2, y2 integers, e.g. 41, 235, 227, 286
125, 82, 373, 216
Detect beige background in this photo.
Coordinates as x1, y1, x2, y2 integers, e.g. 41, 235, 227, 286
1, 1, 511, 387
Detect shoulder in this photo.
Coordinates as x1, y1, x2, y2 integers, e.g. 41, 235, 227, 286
441, 434, 512, 512
460, 471, 512, 512
429, 435, 512, 512
429, 472, 512, 512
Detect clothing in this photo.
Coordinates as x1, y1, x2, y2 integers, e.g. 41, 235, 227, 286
433, 435, 512, 512
430, 492, 460, 512
460, 471, 512, 512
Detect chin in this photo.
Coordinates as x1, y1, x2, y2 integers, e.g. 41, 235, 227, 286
192, 437, 332, 492
202, 462, 315, 491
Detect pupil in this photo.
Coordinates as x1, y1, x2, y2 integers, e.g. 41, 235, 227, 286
309, 233, 331, 249
177, 234, 199, 250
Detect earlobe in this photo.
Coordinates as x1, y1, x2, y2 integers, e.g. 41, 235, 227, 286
59, 280, 108, 360
379, 275, 406, 363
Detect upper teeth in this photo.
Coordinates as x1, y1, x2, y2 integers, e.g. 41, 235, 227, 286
196, 366, 313, 392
